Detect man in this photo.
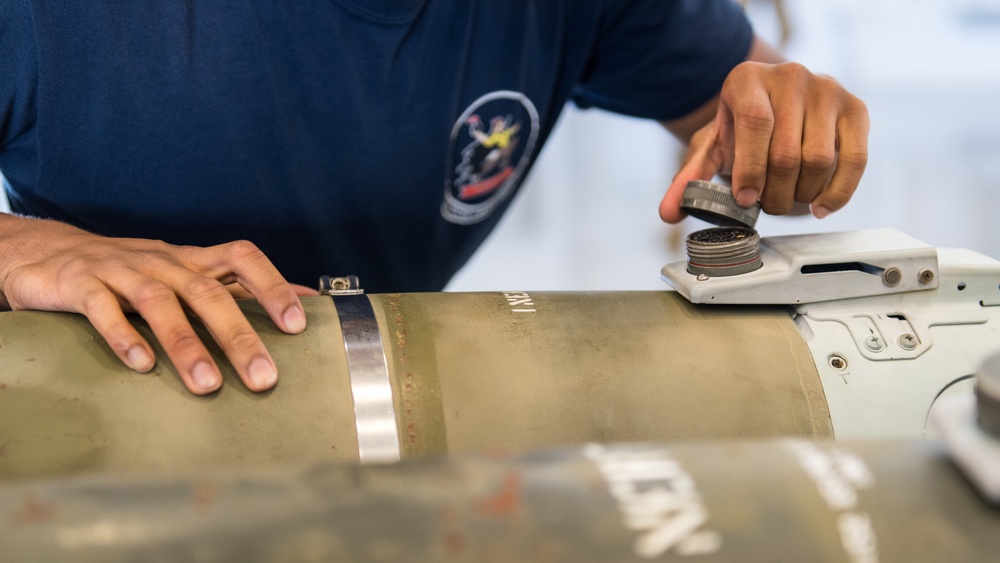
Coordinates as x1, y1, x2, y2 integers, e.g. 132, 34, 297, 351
0, 1, 868, 395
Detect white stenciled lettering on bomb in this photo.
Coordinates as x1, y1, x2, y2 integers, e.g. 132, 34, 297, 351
584, 443, 721, 559
782, 439, 880, 563
502, 291, 536, 313
838, 512, 879, 563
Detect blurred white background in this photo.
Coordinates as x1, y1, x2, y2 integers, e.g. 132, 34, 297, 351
448, 0, 1000, 291
5, 1, 998, 292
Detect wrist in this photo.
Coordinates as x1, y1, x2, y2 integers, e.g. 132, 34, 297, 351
0, 214, 22, 303
0, 213, 45, 309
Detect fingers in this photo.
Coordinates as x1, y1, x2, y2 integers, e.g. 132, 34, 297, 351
660, 123, 724, 223
812, 97, 869, 218
227, 281, 317, 299
723, 65, 773, 209
172, 240, 304, 394
759, 66, 807, 215
126, 241, 290, 394
165, 270, 279, 393
76, 279, 156, 373
796, 80, 839, 208
188, 240, 307, 336
115, 268, 278, 395
711, 62, 869, 219
1, 220, 296, 395
119, 275, 226, 395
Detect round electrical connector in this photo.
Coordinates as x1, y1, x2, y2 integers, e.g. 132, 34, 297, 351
976, 352, 1000, 439
681, 180, 761, 229
686, 227, 763, 277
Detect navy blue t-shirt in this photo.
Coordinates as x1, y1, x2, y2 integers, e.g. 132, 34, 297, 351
0, 0, 752, 292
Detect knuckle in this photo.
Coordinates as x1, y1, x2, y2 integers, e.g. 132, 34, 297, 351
183, 276, 227, 302
839, 149, 869, 170
850, 98, 870, 120
725, 61, 754, 84
801, 147, 836, 172
80, 288, 111, 316
728, 60, 768, 81
167, 330, 204, 355
814, 73, 840, 90
140, 238, 169, 252
737, 105, 774, 132
57, 256, 94, 280
740, 162, 768, 185
768, 146, 801, 175
761, 196, 793, 216
226, 328, 261, 351
132, 281, 175, 310
226, 240, 265, 263
839, 95, 870, 126
170, 245, 196, 265
104, 327, 140, 354
778, 62, 810, 82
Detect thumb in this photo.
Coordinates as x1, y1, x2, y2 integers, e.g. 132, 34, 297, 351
659, 124, 725, 224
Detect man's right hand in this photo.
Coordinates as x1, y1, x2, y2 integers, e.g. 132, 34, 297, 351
0, 214, 309, 395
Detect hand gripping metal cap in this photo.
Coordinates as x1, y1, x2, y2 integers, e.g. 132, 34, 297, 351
680, 180, 761, 229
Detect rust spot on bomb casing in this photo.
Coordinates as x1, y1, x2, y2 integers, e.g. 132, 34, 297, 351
474, 470, 522, 517
12, 493, 57, 525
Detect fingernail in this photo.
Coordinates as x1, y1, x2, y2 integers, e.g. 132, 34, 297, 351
126, 346, 155, 372
735, 189, 759, 207
248, 356, 278, 390
191, 361, 220, 392
813, 205, 831, 219
283, 305, 306, 334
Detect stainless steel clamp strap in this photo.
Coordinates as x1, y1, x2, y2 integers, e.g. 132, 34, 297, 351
332, 293, 401, 464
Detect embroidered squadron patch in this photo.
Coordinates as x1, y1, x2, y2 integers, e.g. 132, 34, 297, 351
441, 90, 539, 225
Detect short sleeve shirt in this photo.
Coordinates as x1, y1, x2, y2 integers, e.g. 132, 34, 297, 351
0, 0, 752, 291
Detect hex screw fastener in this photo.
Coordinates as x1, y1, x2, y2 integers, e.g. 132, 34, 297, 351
828, 355, 848, 370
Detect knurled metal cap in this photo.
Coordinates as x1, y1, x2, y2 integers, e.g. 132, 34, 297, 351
680, 180, 761, 229
976, 352, 1000, 439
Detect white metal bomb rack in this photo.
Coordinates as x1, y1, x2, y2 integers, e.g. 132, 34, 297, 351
662, 229, 940, 305
662, 228, 1000, 440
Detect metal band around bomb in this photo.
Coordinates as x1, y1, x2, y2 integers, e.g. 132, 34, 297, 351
332, 294, 401, 464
